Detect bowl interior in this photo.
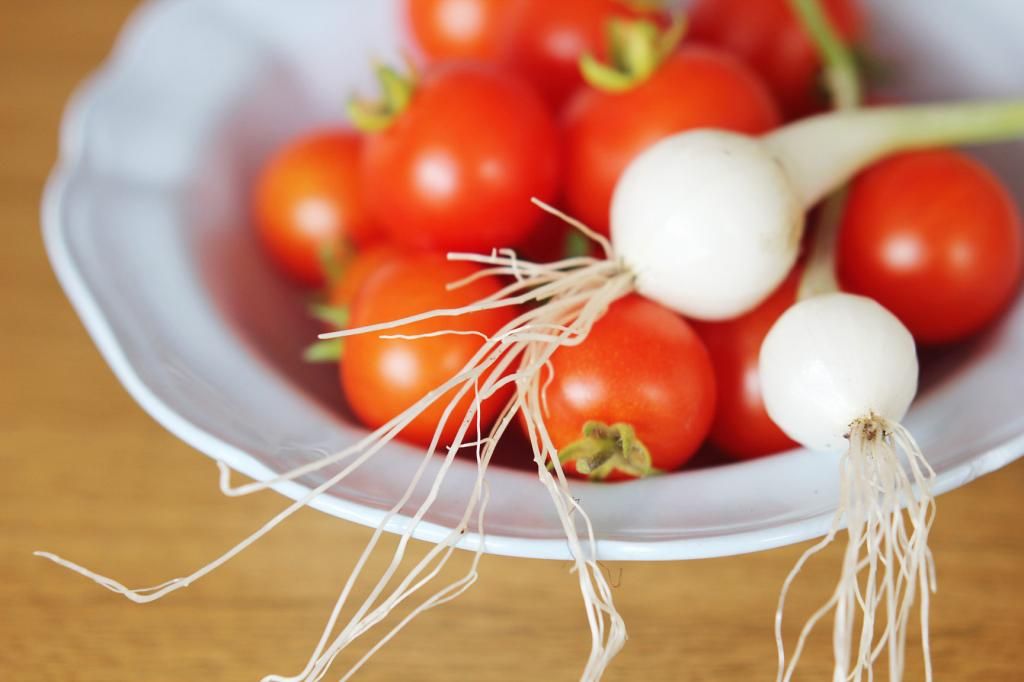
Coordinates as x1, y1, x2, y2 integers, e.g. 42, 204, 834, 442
47, 0, 1024, 560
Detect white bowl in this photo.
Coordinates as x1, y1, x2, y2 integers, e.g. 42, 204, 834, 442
43, 0, 1024, 560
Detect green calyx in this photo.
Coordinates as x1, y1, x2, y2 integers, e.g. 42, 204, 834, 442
303, 339, 343, 363
347, 62, 417, 133
304, 304, 349, 363
309, 303, 349, 329
563, 230, 592, 259
579, 14, 687, 93
317, 242, 347, 288
557, 421, 658, 481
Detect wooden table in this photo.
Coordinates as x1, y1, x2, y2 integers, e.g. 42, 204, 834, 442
2, 2, 1022, 680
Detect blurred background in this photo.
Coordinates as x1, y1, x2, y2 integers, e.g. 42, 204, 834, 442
2, 1, 1023, 680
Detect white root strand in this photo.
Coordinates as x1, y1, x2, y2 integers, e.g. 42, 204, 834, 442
37, 233, 637, 681
776, 417, 936, 682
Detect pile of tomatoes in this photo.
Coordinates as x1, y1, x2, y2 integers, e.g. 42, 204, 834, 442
251, 0, 1022, 480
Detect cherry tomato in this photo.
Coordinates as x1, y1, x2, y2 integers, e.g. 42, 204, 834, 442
253, 130, 377, 288
526, 294, 716, 480
688, 0, 865, 118
837, 149, 1023, 345
692, 268, 800, 460
514, 216, 603, 263
405, 0, 515, 61
361, 63, 561, 253
501, 0, 659, 110
342, 253, 518, 447
564, 45, 781, 236
328, 243, 405, 312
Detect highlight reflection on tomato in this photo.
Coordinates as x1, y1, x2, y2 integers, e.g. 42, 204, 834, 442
254, 130, 377, 287
406, 0, 514, 61
360, 62, 561, 253
838, 149, 1024, 345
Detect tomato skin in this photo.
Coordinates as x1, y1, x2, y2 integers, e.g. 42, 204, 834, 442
530, 295, 717, 478
342, 253, 518, 447
362, 63, 561, 253
501, 0, 657, 110
254, 130, 376, 288
328, 243, 405, 312
564, 46, 781, 236
688, 0, 865, 118
406, 0, 514, 61
837, 150, 1023, 345
692, 269, 800, 460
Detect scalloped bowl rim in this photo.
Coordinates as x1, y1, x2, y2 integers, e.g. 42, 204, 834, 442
41, 0, 1024, 561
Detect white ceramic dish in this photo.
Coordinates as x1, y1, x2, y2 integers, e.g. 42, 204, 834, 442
43, 0, 1024, 561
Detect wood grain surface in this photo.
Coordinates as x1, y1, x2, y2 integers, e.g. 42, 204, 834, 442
1, 2, 1022, 680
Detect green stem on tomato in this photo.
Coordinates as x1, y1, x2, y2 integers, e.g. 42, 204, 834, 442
579, 14, 686, 93
347, 63, 416, 133
309, 303, 350, 329
316, 242, 348, 289
564, 230, 592, 259
303, 339, 343, 363
788, 0, 862, 299
558, 421, 654, 480
305, 304, 348, 362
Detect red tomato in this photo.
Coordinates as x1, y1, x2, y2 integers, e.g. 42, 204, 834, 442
837, 150, 1023, 345
342, 253, 518, 447
361, 63, 561, 253
501, 0, 659, 110
328, 243, 405, 312
692, 269, 800, 460
564, 45, 781, 236
513, 216, 604, 263
405, 0, 514, 61
254, 130, 377, 288
526, 294, 716, 479
688, 0, 865, 118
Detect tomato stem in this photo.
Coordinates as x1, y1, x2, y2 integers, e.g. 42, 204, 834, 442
305, 304, 348, 363
317, 241, 349, 288
558, 421, 653, 480
309, 303, 350, 329
347, 63, 416, 133
579, 14, 686, 94
564, 230, 592, 259
303, 338, 343, 363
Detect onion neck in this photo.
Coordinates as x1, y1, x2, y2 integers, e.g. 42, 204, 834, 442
787, 0, 861, 110
765, 100, 1024, 209
788, 0, 862, 300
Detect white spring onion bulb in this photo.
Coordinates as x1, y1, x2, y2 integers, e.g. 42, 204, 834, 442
759, 293, 935, 682
759, 292, 918, 452
611, 101, 1024, 320
611, 131, 803, 321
